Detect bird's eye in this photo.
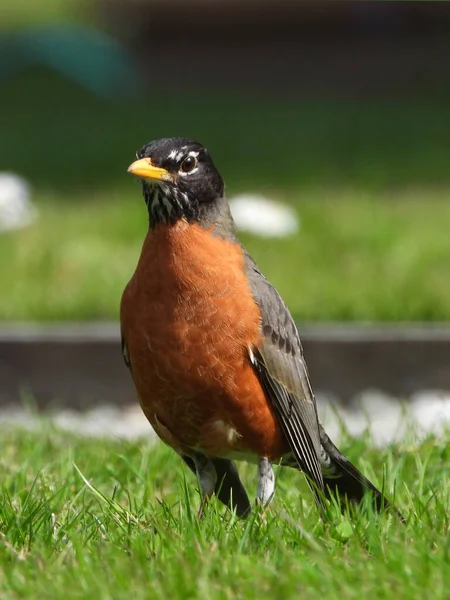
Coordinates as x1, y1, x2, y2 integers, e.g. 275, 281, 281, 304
180, 155, 198, 173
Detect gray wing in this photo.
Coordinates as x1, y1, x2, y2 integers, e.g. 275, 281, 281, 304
121, 332, 131, 370
244, 253, 325, 502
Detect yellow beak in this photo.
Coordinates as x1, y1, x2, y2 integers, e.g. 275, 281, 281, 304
127, 158, 172, 181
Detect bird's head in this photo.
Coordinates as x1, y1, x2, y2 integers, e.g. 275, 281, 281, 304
128, 137, 227, 229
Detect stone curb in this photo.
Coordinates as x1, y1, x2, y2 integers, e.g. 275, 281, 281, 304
1, 323, 449, 408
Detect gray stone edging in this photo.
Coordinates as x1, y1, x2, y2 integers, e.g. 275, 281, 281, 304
1, 323, 449, 408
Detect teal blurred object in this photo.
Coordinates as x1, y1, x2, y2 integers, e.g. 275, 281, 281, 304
0, 24, 139, 99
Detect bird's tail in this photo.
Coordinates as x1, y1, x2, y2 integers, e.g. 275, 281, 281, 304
319, 426, 404, 520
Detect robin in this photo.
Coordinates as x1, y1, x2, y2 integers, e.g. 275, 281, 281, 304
121, 137, 399, 520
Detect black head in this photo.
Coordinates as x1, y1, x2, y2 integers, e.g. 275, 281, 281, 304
128, 137, 226, 228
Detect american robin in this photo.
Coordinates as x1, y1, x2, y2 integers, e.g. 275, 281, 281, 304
121, 137, 398, 520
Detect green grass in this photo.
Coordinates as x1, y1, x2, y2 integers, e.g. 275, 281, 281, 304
0, 0, 82, 29
1, 188, 450, 321
3, 71, 450, 192
1, 425, 449, 599
1, 71, 450, 321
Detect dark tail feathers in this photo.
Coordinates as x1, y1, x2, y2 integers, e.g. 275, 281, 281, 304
319, 426, 404, 521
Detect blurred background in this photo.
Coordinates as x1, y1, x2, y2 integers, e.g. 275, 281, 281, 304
1, 1, 450, 441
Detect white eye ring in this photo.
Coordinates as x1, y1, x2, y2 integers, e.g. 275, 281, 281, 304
180, 155, 198, 173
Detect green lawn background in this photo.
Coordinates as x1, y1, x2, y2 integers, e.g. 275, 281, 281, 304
1, 71, 450, 322
1, 425, 449, 600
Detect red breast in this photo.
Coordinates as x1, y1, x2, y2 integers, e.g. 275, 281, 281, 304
120, 220, 288, 460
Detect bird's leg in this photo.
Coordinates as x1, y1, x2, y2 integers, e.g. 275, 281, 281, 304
256, 457, 275, 509
193, 453, 217, 519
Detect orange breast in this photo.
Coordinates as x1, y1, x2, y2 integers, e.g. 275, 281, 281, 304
120, 220, 288, 460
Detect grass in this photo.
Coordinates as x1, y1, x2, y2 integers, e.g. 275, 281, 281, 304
0, 0, 83, 29
1, 71, 450, 321
0, 424, 449, 599
1, 188, 450, 321
3, 71, 450, 193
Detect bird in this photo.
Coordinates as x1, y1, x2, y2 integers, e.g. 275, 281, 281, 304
121, 137, 399, 521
